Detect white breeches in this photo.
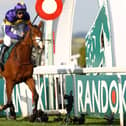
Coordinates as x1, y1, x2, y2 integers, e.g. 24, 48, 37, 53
1, 22, 17, 47
3, 35, 11, 47
1, 22, 11, 47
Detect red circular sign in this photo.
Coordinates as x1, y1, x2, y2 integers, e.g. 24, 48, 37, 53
35, 0, 63, 20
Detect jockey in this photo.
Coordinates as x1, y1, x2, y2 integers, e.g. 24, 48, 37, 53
0, 2, 30, 70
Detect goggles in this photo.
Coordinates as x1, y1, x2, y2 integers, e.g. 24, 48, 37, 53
16, 11, 25, 15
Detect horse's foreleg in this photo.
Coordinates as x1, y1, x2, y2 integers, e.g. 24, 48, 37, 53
0, 80, 13, 110
1, 80, 16, 119
26, 78, 38, 114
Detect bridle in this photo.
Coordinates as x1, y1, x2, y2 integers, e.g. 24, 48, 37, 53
29, 25, 43, 49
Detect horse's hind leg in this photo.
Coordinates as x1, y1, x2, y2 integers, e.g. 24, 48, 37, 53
1, 80, 16, 119
26, 77, 38, 121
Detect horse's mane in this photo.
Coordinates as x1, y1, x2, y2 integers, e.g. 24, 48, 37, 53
14, 30, 30, 48
13, 23, 42, 50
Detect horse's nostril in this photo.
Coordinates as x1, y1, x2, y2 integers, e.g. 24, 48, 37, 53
37, 45, 40, 49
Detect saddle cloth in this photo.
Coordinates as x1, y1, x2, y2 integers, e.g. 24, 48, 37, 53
0, 43, 15, 64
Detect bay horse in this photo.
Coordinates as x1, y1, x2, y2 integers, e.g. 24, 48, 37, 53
0, 21, 43, 121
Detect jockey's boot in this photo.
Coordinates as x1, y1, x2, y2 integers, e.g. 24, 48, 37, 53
0, 45, 8, 71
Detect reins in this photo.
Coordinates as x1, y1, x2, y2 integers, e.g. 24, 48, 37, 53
32, 14, 38, 24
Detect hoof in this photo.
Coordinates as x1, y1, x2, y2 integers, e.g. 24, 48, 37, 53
29, 114, 36, 122
8, 115, 16, 120
9, 112, 16, 120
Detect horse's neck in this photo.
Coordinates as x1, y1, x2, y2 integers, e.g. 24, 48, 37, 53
14, 32, 32, 64
21, 31, 32, 45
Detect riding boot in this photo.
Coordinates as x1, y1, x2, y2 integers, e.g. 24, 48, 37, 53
0, 45, 8, 71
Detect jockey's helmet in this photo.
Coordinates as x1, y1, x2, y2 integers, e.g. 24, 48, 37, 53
14, 2, 27, 12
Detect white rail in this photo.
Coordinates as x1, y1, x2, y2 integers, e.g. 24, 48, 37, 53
34, 65, 126, 74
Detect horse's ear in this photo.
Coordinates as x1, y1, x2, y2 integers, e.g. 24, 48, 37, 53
38, 21, 44, 29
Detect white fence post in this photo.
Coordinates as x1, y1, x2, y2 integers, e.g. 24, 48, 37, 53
73, 74, 78, 117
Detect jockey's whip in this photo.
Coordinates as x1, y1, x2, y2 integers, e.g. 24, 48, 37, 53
32, 14, 38, 24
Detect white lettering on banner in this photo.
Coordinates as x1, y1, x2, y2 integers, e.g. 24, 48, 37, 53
77, 79, 126, 114
4, 83, 33, 116
122, 81, 126, 111
92, 80, 100, 112
101, 80, 108, 113
3, 78, 46, 116
85, 81, 92, 112
12, 85, 22, 113
20, 83, 32, 116
36, 82, 44, 110
12, 84, 32, 116
2, 76, 126, 116
109, 80, 118, 113
78, 80, 84, 112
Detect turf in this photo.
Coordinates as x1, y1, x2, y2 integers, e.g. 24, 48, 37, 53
0, 116, 120, 126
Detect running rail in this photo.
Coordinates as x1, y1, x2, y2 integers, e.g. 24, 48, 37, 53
34, 65, 126, 74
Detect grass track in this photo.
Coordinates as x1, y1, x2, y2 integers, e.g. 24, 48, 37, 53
0, 116, 120, 126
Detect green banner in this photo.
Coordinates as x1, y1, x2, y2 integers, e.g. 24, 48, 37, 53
0, 74, 126, 118
86, 5, 111, 67
74, 75, 126, 117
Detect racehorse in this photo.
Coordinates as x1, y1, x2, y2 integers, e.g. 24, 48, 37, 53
0, 21, 43, 121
